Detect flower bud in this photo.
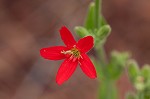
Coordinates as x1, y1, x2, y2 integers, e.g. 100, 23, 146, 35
141, 64, 150, 81
97, 25, 111, 40
75, 26, 89, 37
135, 76, 145, 91
107, 51, 130, 80
127, 59, 139, 82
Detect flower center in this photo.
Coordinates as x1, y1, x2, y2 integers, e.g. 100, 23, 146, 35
70, 48, 80, 58
61, 46, 81, 61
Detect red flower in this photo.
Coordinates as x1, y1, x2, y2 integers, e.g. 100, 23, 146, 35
40, 26, 97, 85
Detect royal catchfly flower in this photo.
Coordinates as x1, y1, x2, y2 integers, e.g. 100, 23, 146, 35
40, 26, 97, 85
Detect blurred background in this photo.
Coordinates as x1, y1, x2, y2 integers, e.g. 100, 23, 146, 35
0, 0, 150, 99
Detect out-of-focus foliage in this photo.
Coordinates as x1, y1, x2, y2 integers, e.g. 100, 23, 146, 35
107, 51, 130, 80
126, 92, 137, 99
127, 60, 140, 82
127, 62, 150, 99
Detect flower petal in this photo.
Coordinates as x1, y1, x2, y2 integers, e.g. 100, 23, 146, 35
76, 36, 94, 53
56, 59, 78, 85
79, 54, 97, 79
59, 26, 76, 47
40, 46, 68, 60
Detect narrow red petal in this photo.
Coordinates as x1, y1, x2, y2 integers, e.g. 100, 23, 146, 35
59, 26, 76, 47
79, 54, 97, 79
56, 59, 78, 85
40, 46, 68, 60
76, 36, 94, 53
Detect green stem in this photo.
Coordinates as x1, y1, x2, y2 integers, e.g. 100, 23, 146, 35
95, 0, 107, 65
95, 45, 107, 66
95, 0, 101, 28
98, 80, 118, 99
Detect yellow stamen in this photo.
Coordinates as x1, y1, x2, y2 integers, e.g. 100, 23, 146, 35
61, 47, 81, 60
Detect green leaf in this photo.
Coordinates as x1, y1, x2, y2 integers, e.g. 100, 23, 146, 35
84, 2, 95, 30
74, 26, 89, 37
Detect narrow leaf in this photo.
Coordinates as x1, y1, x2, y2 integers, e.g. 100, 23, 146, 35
84, 2, 95, 30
